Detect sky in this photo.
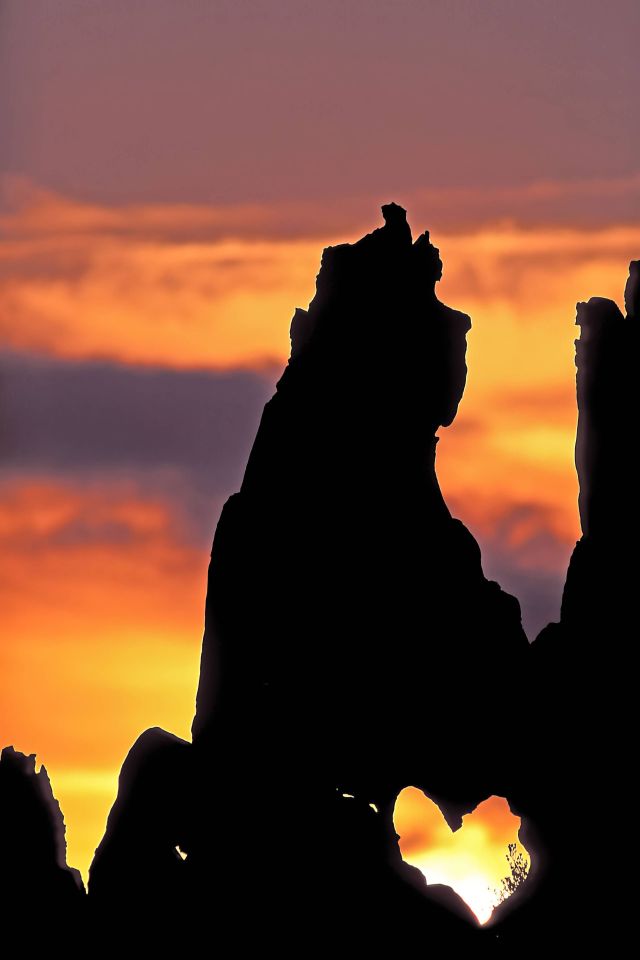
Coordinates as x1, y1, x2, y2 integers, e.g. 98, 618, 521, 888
1, 0, 638, 922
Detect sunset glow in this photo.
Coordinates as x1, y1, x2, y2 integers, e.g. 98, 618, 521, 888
395, 790, 530, 924
1, 0, 637, 921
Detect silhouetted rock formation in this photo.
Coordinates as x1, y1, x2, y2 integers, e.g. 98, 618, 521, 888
187, 204, 528, 943
89, 727, 191, 908
0, 746, 84, 914
193, 202, 527, 794
491, 261, 638, 947
86, 205, 528, 947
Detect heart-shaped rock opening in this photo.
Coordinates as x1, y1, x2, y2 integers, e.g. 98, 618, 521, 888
394, 789, 530, 924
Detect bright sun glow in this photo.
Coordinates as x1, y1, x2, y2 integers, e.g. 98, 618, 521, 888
394, 789, 530, 924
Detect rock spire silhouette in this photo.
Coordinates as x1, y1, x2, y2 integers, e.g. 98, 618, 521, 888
89, 205, 529, 947
491, 259, 638, 948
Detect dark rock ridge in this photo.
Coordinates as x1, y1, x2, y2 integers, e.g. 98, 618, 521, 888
188, 204, 527, 945
82, 205, 528, 948
490, 260, 638, 947
0, 746, 84, 912
88, 727, 191, 907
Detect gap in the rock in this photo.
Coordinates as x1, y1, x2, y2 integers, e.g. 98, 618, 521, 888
394, 789, 530, 924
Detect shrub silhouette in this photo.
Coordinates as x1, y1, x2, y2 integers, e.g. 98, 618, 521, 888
495, 843, 530, 904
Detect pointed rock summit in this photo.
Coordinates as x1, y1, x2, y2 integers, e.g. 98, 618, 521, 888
193, 205, 528, 811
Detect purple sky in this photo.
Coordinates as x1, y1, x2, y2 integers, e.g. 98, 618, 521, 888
2, 0, 638, 210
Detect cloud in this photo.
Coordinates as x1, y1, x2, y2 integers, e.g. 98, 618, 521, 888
0, 505, 205, 884
0, 479, 174, 549
484, 516, 573, 641
445, 494, 575, 639
2, 179, 638, 372
441, 381, 583, 640
0, 232, 317, 367
1, 350, 276, 541
486, 384, 577, 421
3, 173, 640, 244
1, 350, 274, 475
410, 173, 640, 234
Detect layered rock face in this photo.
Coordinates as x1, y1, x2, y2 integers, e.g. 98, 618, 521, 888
492, 262, 638, 946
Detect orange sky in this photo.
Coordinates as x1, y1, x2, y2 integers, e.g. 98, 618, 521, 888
1, 0, 638, 923
395, 790, 528, 924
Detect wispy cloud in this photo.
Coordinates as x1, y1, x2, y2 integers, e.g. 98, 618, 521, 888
1, 179, 638, 370
3, 172, 640, 241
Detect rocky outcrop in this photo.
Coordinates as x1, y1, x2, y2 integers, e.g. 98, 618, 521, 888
179, 204, 527, 944
88, 727, 191, 908
0, 745, 84, 913
84, 205, 528, 947
490, 261, 638, 947
193, 202, 527, 797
